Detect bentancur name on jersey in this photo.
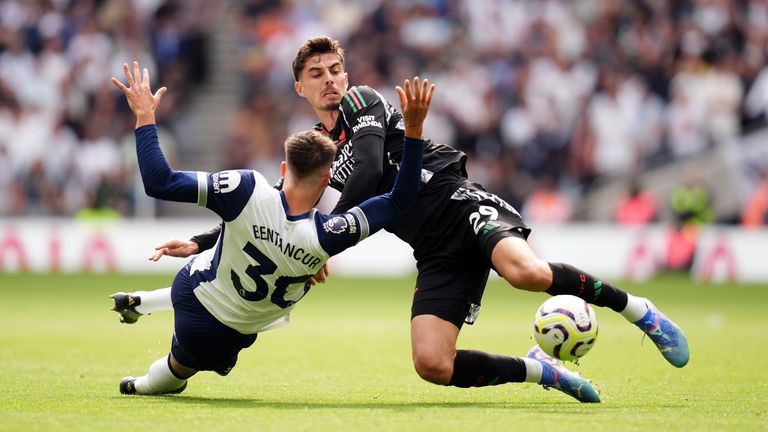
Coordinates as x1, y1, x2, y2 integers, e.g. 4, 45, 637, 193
251, 224, 323, 269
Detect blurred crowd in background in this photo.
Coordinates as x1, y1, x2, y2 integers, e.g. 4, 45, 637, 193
2, 0, 768, 234
0, 0, 211, 217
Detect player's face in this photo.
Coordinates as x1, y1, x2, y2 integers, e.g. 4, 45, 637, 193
295, 53, 348, 111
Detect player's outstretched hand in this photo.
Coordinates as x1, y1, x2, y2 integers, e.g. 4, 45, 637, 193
396, 77, 435, 139
148, 239, 200, 261
309, 263, 330, 285
111, 61, 167, 128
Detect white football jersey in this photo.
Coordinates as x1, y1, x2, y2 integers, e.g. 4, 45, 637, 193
188, 169, 369, 334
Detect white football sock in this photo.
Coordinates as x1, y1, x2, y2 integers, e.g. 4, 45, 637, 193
522, 357, 543, 383
620, 293, 649, 322
133, 355, 187, 395
133, 287, 172, 314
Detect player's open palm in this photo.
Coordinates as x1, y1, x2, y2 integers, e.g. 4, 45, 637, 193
396, 77, 435, 138
111, 61, 167, 127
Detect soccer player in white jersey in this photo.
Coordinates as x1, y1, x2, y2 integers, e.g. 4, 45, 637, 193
110, 62, 432, 395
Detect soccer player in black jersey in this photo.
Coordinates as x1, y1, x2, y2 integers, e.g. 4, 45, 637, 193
118, 37, 689, 399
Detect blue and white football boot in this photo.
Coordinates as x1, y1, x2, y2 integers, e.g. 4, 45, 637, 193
526, 345, 601, 403
633, 299, 689, 367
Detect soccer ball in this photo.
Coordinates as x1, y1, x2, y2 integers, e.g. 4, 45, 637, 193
533, 295, 598, 362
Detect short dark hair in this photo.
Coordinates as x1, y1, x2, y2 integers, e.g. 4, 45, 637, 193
292, 36, 345, 81
284, 131, 337, 179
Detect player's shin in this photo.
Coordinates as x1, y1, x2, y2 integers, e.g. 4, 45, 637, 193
132, 354, 189, 395
447, 350, 527, 388
132, 287, 172, 314
546, 263, 632, 313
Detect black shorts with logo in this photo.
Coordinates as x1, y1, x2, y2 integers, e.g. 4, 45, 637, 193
408, 172, 530, 329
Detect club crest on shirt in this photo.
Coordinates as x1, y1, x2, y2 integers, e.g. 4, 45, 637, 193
323, 216, 348, 234
212, 170, 241, 194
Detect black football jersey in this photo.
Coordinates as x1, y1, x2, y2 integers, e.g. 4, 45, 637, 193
314, 85, 467, 216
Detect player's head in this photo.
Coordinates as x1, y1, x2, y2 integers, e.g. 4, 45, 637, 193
282, 130, 337, 186
292, 36, 345, 82
293, 36, 349, 111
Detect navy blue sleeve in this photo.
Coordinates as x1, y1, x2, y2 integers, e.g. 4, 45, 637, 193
135, 125, 198, 202
135, 125, 256, 221
315, 212, 365, 257
355, 136, 423, 233
317, 136, 424, 256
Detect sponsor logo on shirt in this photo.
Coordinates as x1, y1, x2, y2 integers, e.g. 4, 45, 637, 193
323, 216, 348, 234
330, 144, 354, 185
212, 171, 241, 194
344, 213, 357, 234
351, 115, 383, 133
451, 187, 518, 214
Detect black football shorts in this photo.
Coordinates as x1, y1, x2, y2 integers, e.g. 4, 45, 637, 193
411, 177, 530, 328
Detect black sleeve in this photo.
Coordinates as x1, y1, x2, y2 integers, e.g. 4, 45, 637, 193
190, 223, 222, 252
331, 133, 384, 213
331, 86, 390, 213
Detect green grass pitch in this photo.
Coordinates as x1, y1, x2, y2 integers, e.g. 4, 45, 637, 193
1, 272, 766, 431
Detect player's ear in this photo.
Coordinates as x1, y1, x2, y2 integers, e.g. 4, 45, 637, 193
280, 161, 287, 178
294, 81, 304, 97
321, 170, 330, 188
343, 72, 348, 89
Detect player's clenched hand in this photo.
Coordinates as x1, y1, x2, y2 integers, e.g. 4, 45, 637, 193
148, 239, 200, 261
111, 61, 167, 128
396, 77, 435, 139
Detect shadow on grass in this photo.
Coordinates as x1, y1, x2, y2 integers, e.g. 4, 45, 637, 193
110, 395, 651, 412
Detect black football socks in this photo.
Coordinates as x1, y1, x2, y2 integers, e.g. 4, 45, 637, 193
546, 262, 628, 312
448, 350, 526, 387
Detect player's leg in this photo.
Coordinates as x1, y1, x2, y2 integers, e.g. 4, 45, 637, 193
119, 265, 257, 395
410, 251, 534, 387
488, 231, 689, 367
410, 310, 526, 387
490, 236, 639, 313
111, 287, 172, 323
410, 313, 459, 384
454, 181, 688, 367
410, 304, 599, 402
120, 352, 193, 395
410, 262, 566, 391
408, 191, 601, 401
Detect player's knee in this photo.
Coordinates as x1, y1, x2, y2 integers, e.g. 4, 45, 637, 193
412, 351, 452, 384
501, 258, 551, 291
